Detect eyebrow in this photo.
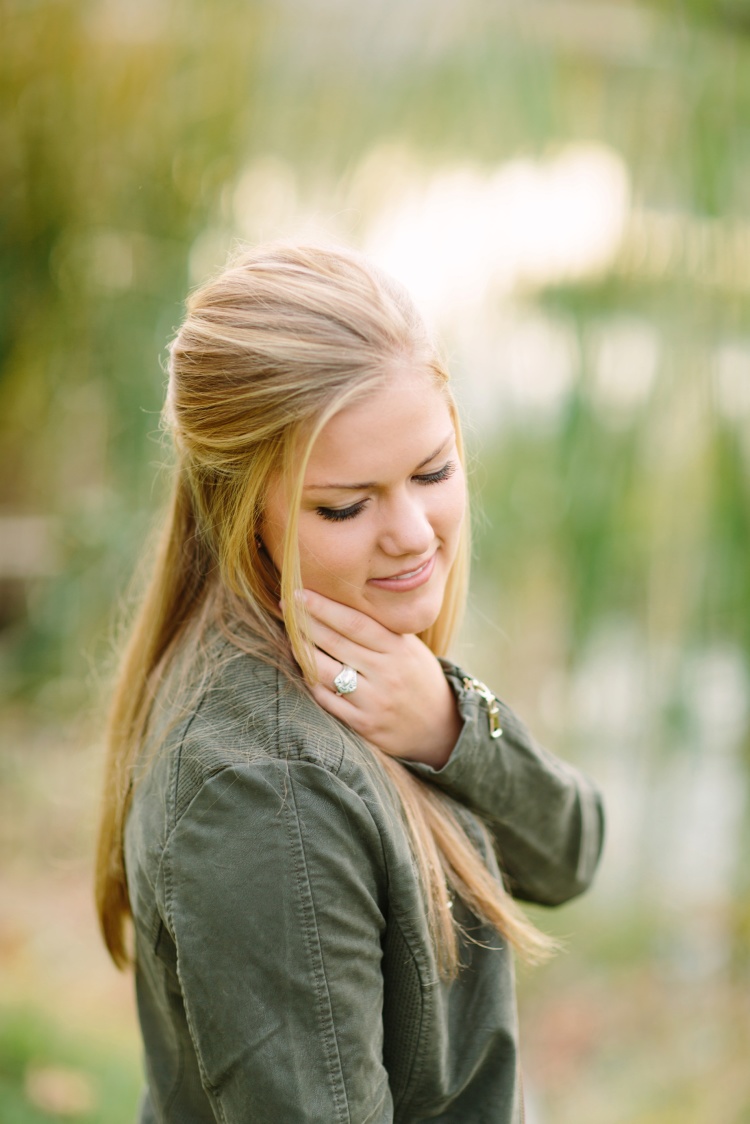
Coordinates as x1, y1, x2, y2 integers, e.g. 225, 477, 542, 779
304, 432, 454, 492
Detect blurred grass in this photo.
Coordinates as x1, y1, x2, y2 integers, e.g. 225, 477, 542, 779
517, 896, 750, 1123
0, 1005, 140, 1123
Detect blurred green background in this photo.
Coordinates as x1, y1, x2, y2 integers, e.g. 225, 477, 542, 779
2, 0, 750, 1120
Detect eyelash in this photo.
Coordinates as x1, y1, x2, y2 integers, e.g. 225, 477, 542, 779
316, 460, 458, 523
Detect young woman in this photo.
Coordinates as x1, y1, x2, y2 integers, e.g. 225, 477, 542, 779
95, 242, 604, 1123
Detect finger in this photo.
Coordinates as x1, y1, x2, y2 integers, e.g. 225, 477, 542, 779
309, 680, 388, 751
309, 680, 362, 726
280, 596, 366, 667
312, 647, 364, 697
304, 616, 377, 675
300, 589, 394, 653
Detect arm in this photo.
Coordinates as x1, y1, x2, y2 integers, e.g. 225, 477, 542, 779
294, 591, 603, 907
162, 758, 393, 1124
406, 664, 605, 907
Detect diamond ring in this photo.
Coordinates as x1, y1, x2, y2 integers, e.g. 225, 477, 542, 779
333, 665, 358, 695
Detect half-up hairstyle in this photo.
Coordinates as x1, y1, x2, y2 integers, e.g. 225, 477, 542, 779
95, 242, 555, 976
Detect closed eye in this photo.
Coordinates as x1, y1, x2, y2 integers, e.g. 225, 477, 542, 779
414, 460, 457, 485
315, 500, 367, 523
315, 461, 457, 523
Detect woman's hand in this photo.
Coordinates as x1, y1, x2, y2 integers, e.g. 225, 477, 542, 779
293, 588, 462, 769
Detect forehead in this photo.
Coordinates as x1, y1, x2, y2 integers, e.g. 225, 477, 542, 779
306, 370, 455, 483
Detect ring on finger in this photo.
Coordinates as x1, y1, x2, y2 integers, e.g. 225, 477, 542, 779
333, 665, 358, 695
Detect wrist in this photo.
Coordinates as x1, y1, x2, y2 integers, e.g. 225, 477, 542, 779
400, 673, 462, 769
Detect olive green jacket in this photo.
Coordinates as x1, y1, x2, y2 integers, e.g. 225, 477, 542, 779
125, 647, 604, 1123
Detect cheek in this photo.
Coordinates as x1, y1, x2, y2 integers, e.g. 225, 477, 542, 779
297, 521, 366, 584
438, 474, 467, 539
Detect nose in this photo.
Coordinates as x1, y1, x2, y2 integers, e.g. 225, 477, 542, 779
378, 491, 435, 558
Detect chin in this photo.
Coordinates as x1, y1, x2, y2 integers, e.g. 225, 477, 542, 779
370, 594, 444, 636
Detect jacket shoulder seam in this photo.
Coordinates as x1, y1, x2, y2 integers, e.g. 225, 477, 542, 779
285, 762, 354, 1123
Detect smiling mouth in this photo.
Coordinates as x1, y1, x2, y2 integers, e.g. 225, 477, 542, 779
368, 553, 437, 591
383, 558, 432, 581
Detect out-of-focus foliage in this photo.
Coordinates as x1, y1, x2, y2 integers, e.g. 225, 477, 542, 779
2, 0, 749, 848
1, 0, 270, 694
3, 0, 750, 708
0, 1004, 140, 1123
2, 4, 750, 1118
1, 0, 749, 685
2, 0, 750, 958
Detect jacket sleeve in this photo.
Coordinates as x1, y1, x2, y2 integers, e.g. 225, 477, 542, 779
161, 758, 393, 1124
405, 663, 605, 907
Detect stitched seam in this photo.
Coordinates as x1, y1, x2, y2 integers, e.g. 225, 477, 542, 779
334, 755, 391, 898
168, 686, 211, 831
286, 765, 351, 1124
139, 693, 212, 1119
162, 833, 228, 1123
150, 923, 186, 1118
329, 756, 430, 1113
388, 912, 432, 1113
153, 760, 235, 946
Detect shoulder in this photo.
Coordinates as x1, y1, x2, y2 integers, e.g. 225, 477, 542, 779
144, 640, 382, 834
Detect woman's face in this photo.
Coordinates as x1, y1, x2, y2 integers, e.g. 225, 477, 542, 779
261, 367, 466, 636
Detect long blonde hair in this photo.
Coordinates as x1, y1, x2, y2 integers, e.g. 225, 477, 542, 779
95, 241, 554, 977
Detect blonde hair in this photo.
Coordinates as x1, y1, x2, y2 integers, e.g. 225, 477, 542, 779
95, 241, 554, 976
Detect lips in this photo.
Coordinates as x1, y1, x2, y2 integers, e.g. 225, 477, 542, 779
382, 558, 432, 580
367, 552, 437, 592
